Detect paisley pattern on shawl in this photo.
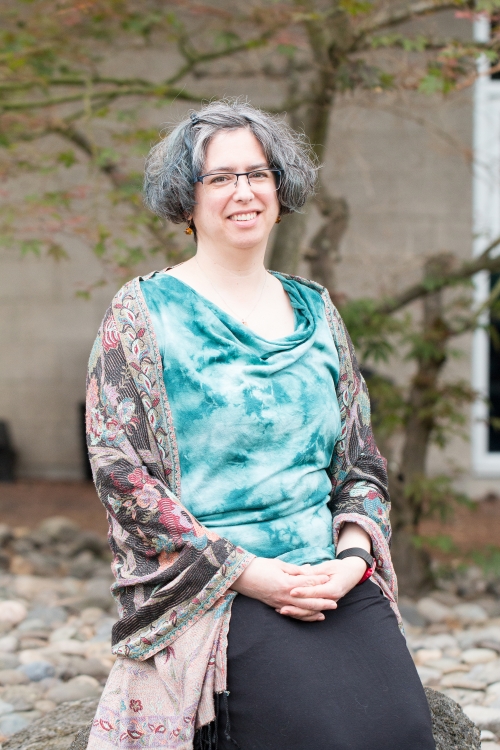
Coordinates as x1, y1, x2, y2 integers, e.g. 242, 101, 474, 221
86, 270, 400, 747
86, 274, 254, 653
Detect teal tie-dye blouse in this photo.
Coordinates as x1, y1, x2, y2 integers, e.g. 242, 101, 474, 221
140, 271, 342, 566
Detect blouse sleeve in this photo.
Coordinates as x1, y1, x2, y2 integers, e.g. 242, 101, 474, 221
324, 295, 399, 609
86, 300, 254, 660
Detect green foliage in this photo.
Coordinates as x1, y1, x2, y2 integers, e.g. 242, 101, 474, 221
419, 65, 455, 95
335, 60, 394, 91
339, 298, 405, 362
469, 546, 500, 577
405, 474, 472, 524
46, 242, 69, 261
362, 371, 406, 441
56, 150, 77, 168
412, 533, 458, 554
20, 239, 41, 256
338, 0, 372, 16
370, 34, 433, 53
276, 44, 296, 59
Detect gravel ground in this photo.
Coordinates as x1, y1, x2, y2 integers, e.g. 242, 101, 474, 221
1, 515, 500, 748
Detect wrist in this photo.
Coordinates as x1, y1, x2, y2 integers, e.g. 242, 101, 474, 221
340, 556, 367, 577
336, 547, 375, 585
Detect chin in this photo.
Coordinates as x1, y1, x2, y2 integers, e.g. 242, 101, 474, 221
226, 224, 272, 248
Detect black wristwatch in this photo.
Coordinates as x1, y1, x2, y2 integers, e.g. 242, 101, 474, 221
336, 547, 374, 570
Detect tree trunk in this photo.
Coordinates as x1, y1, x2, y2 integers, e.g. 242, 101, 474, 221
268, 210, 308, 274
390, 254, 453, 596
306, 194, 349, 293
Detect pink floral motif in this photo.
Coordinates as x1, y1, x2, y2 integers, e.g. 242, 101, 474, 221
126, 467, 161, 510
103, 382, 119, 408
117, 398, 136, 425
102, 315, 120, 352
129, 699, 143, 713
134, 483, 161, 510
87, 375, 99, 411
88, 408, 105, 445
127, 467, 154, 488
159, 496, 194, 537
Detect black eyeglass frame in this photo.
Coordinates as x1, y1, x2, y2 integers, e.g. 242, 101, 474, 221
194, 168, 282, 189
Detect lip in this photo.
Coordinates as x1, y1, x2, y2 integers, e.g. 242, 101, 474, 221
226, 210, 261, 228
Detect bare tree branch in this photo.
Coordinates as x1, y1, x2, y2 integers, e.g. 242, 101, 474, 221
357, 0, 465, 36
166, 27, 280, 85
352, 101, 472, 166
0, 84, 202, 113
447, 274, 500, 336
376, 235, 500, 315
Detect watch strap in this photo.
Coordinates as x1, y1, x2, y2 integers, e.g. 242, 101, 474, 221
336, 547, 374, 569
336, 547, 375, 584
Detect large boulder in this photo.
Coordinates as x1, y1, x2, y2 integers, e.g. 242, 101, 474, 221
1, 698, 98, 750
2, 689, 481, 749
425, 687, 481, 750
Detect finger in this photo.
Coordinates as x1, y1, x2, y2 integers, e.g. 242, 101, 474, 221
279, 561, 304, 574
276, 606, 315, 616
290, 584, 341, 599
306, 561, 342, 574
293, 575, 330, 589
283, 597, 338, 611
278, 606, 325, 620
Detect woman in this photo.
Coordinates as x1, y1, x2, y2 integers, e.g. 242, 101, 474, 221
86, 99, 435, 750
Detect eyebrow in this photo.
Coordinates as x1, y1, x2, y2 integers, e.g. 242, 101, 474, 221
205, 162, 269, 173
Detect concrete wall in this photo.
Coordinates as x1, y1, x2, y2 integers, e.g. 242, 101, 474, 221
1, 11, 495, 495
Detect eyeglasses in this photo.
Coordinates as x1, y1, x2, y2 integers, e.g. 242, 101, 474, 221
194, 168, 282, 195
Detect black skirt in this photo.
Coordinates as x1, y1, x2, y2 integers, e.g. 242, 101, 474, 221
196, 580, 435, 750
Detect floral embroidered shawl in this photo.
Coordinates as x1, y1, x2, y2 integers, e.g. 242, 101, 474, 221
86, 270, 400, 748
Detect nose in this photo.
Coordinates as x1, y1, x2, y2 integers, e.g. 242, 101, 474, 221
233, 174, 254, 201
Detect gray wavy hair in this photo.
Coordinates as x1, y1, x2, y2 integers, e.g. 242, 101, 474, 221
143, 99, 318, 226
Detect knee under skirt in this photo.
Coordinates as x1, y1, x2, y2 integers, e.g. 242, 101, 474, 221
196, 580, 435, 750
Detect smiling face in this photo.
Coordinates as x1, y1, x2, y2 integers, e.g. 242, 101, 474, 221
191, 128, 280, 253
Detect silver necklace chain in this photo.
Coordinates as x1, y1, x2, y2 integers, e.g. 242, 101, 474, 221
195, 256, 268, 325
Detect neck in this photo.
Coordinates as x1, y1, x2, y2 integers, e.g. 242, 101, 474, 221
194, 238, 267, 285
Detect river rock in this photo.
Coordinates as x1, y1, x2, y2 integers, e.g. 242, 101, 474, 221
79, 608, 104, 626
19, 660, 56, 681
425, 687, 481, 749
1, 697, 99, 749
0, 636, 18, 654
0, 669, 29, 686
417, 598, 454, 624
28, 606, 67, 628
400, 600, 428, 627
66, 656, 109, 680
470, 660, 500, 686
463, 705, 500, 734
46, 675, 102, 704
453, 603, 488, 625
0, 699, 14, 716
440, 673, 487, 690
1, 684, 43, 712
415, 648, 443, 665
462, 648, 498, 665
416, 665, 442, 685
0, 711, 35, 738
0, 602, 27, 628
0, 654, 20, 670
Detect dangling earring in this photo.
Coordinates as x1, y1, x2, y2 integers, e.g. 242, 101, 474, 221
185, 224, 193, 235
275, 216, 281, 224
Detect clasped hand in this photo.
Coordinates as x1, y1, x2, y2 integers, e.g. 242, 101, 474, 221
231, 556, 367, 623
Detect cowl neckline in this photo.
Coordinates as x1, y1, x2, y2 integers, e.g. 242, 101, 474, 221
161, 272, 317, 362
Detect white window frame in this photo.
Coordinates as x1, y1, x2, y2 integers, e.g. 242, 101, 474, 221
472, 16, 500, 476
